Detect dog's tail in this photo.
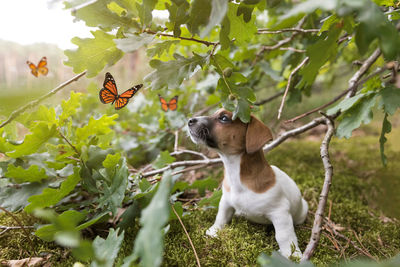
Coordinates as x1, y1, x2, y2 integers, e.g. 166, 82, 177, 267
294, 198, 308, 225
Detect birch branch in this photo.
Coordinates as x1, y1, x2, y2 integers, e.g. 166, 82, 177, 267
0, 71, 87, 129
301, 113, 335, 262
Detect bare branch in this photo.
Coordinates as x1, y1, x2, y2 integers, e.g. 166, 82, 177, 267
263, 116, 327, 153
171, 204, 201, 267
170, 149, 209, 161
347, 48, 381, 97
258, 28, 319, 34
277, 57, 309, 119
0, 71, 87, 129
278, 47, 306, 53
174, 131, 179, 152
301, 113, 335, 262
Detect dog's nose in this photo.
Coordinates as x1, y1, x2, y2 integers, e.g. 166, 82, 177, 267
188, 118, 197, 126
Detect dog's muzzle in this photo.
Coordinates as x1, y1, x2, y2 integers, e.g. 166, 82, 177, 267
188, 117, 217, 148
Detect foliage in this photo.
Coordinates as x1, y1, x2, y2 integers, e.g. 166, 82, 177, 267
2, 0, 400, 266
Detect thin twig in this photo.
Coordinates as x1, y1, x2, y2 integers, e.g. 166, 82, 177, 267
0, 225, 35, 235
0, 71, 87, 129
174, 131, 179, 152
301, 113, 335, 262
58, 129, 81, 157
0, 206, 34, 249
277, 57, 309, 119
170, 150, 209, 161
171, 204, 201, 267
255, 90, 285, 106
258, 28, 319, 34
143, 29, 217, 47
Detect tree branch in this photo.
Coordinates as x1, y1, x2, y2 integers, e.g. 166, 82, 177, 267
258, 28, 319, 34
143, 29, 217, 47
301, 113, 335, 262
0, 71, 87, 129
255, 90, 284, 106
277, 57, 309, 119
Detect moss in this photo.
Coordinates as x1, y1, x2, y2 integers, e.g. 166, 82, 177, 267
1, 135, 400, 266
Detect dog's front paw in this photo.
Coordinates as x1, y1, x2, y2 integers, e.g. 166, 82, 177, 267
278, 249, 303, 259
206, 225, 221, 237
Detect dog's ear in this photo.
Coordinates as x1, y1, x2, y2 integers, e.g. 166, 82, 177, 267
246, 115, 273, 154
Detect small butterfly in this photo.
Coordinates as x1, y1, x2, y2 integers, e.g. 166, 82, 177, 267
99, 72, 143, 110
158, 94, 178, 111
26, 57, 48, 77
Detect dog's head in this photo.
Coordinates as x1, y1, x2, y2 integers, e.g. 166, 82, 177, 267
188, 109, 273, 155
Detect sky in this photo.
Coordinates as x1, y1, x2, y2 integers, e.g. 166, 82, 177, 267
1, 0, 92, 49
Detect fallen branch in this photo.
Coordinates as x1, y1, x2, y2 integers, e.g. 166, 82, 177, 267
301, 113, 335, 262
277, 57, 309, 119
171, 204, 201, 267
0, 71, 87, 129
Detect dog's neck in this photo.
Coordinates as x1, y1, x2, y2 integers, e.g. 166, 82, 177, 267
219, 149, 276, 193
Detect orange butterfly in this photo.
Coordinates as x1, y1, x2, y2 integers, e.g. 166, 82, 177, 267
99, 72, 143, 110
26, 57, 48, 77
158, 94, 178, 111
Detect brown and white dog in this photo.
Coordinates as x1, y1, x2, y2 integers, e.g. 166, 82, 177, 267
188, 109, 308, 258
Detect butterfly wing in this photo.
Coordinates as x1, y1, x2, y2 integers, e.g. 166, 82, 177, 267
168, 96, 179, 111
119, 84, 143, 98
103, 72, 118, 96
158, 94, 169, 112
114, 97, 129, 110
37, 57, 48, 76
99, 88, 117, 104
26, 61, 38, 77
114, 84, 143, 110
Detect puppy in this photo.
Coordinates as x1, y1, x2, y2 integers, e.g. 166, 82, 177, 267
188, 109, 308, 258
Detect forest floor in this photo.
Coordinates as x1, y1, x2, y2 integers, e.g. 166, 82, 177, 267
1, 117, 400, 266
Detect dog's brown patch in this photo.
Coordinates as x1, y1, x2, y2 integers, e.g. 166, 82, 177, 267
240, 150, 275, 193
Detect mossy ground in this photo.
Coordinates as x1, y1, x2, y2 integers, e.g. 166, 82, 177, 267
1, 125, 400, 266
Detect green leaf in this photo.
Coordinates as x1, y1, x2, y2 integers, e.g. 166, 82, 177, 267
92, 228, 125, 267
69, 0, 133, 29
226, 2, 257, 45
98, 158, 129, 215
198, 189, 222, 207
60, 91, 83, 123
166, 0, 190, 37
75, 114, 119, 142
258, 251, 315, 267
64, 31, 123, 78
152, 150, 176, 169
297, 26, 342, 88
115, 33, 155, 53
200, 0, 228, 38
5, 164, 47, 184
144, 53, 207, 90
327, 93, 367, 115
233, 97, 252, 123
25, 168, 81, 213
188, 0, 212, 36
170, 201, 183, 220
137, 0, 158, 26
219, 16, 230, 50
123, 171, 174, 267
336, 93, 378, 138
189, 177, 219, 196
6, 122, 57, 158
378, 86, 400, 115
102, 153, 121, 169
379, 113, 391, 166
0, 182, 48, 212
147, 40, 180, 58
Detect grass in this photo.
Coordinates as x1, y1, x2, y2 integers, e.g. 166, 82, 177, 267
1, 125, 400, 266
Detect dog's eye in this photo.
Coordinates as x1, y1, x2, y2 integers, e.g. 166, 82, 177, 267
219, 114, 230, 123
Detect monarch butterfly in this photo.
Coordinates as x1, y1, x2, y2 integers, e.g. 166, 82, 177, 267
99, 72, 143, 110
26, 57, 48, 77
158, 94, 178, 111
